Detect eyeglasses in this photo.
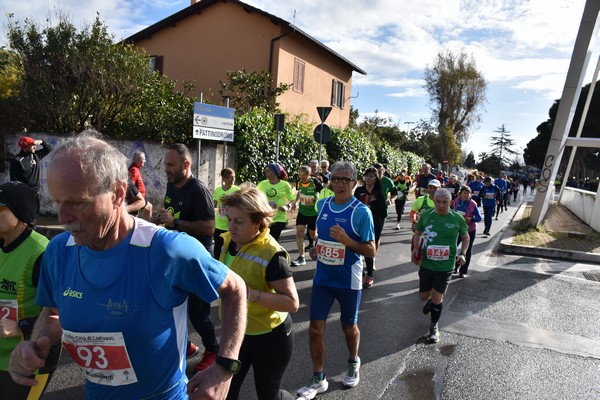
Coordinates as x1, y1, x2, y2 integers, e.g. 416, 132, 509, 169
330, 176, 353, 184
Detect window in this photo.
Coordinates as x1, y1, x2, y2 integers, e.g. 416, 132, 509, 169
148, 55, 164, 74
331, 79, 345, 109
293, 58, 305, 93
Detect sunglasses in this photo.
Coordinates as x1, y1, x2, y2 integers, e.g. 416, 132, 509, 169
330, 176, 353, 184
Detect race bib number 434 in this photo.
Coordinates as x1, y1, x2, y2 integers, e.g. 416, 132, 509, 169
316, 239, 346, 265
62, 330, 137, 386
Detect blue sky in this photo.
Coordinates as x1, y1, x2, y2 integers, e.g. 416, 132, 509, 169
2, 0, 597, 163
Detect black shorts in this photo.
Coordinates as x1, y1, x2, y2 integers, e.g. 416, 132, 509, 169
419, 267, 453, 294
296, 213, 317, 231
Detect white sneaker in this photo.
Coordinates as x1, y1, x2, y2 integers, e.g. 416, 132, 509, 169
342, 356, 361, 388
296, 375, 329, 399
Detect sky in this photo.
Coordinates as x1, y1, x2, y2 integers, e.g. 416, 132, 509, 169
1, 0, 598, 163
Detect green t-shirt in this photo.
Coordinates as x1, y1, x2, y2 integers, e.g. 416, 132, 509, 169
411, 194, 435, 213
381, 176, 394, 197
257, 179, 296, 223
296, 178, 321, 217
213, 185, 240, 231
416, 208, 468, 272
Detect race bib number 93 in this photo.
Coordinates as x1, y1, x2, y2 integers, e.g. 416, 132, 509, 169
62, 330, 137, 386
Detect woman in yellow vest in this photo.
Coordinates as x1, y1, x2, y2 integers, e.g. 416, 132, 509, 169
219, 187, 299, 400
0, 182, 60, 399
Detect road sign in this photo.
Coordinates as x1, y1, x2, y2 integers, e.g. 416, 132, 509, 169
274, 114, 285, 131
316, 106, 332, 123
314, 124, 331, 144
193, 127, 234, 142
193, 102, 235, 141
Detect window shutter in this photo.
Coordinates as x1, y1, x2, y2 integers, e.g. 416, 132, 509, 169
331, 79, 336, 106
155, 56, 164, 75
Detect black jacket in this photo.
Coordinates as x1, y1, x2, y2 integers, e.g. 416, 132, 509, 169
9, 142, 52, 192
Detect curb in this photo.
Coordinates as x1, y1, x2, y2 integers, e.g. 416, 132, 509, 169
498, 203, 600, 265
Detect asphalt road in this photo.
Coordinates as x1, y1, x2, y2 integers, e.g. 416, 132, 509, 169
41, 193, 600, 399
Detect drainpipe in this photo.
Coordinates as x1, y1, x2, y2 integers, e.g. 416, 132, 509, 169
269, 29, 292, 77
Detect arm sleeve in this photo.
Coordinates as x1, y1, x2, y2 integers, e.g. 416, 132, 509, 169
192, 182, 216, 221
265, 253, 293, 282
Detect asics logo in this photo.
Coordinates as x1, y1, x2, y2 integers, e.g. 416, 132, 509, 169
63, 288, 83, 299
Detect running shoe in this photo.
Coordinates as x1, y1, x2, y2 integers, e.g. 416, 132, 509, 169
186, 341, 199, 359
343, 356, 361, 388
306, 244, 314, 250
194, 350, 217, 371
426, 325, 440, 344
291, 256, 306, 267
297, 375, 329, 399
395, 224, 400, 230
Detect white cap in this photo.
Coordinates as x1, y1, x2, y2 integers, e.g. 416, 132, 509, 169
428, 179, 441, 187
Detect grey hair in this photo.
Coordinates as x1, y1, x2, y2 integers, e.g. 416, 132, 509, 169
133, 150, 145, 162
48, 129, 128, 196
330, 161, 357, 180
434, 188, 452, 201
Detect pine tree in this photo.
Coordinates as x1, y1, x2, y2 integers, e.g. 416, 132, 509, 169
490, 124, 517, 167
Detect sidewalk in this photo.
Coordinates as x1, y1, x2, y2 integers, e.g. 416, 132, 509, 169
500, 200, 600, 264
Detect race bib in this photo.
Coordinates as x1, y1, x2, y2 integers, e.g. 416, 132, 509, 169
316, 239, 346, 266
299, 193, 315, 206
484, 193, 495, 199
0, 299, 20, 337
62, 330, 137, 386
426, 245, 450, 261
456, 210, 466, 216
473, 191, 480, 197
218, 207, 227, 218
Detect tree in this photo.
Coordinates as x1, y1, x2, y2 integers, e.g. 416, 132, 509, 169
476, 153, 503, 175
218, 69, 290, 114
464, 151, 476, 168
356, 111, 402, 150
0, 48, 25, 133
400, 119, 440, 164
424, 50, 486, 167
6, 13, 152, 133
525, 82, 600, 178
490, 124, 517, 167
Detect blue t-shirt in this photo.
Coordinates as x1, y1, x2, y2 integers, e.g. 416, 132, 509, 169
37, 219, 228, 400
494, 178, 507, 194
480, 184, 500, 208
468, 181, 484, 198
314, 196, 374, 290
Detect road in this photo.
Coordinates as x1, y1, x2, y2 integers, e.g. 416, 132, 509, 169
42, 192, 600, 399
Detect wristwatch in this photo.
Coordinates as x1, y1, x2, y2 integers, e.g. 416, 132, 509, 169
215, 356, 242, 374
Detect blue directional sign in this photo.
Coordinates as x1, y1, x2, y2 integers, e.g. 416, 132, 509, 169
193, 102, 235, 142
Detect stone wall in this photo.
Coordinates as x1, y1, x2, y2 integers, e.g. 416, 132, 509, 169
2, 133, 237, 216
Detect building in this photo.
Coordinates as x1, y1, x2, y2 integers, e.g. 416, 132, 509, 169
125, 0, 366, 128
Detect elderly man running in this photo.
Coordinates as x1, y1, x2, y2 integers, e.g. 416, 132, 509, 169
411, 188, 469, 344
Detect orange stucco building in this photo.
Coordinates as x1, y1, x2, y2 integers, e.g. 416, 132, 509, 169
125, 0, 366, 128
